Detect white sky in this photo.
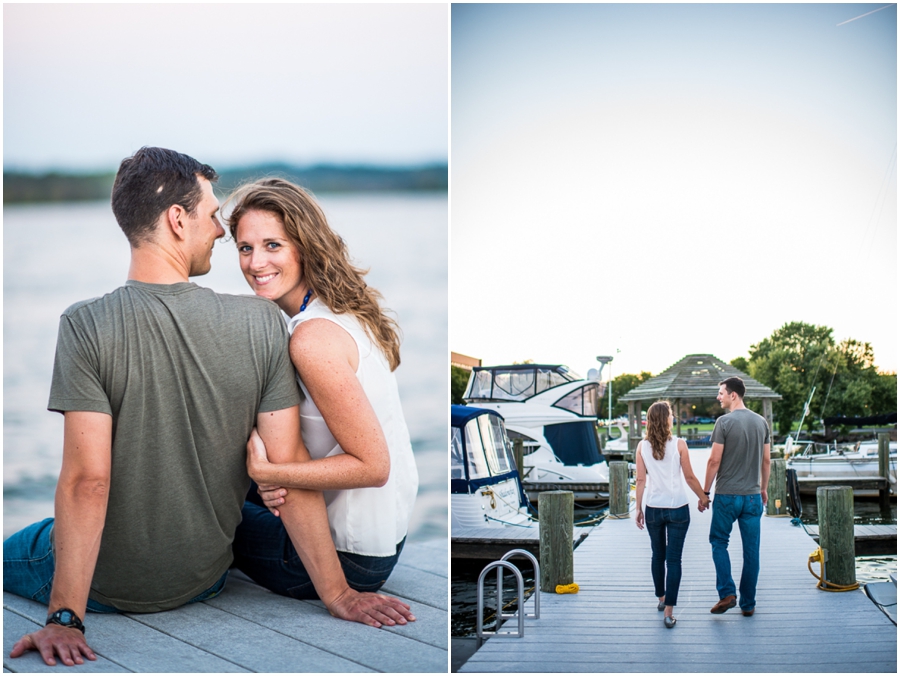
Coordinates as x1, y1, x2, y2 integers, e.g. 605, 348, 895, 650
3, 3, 448, 170
451, 3, 897, 379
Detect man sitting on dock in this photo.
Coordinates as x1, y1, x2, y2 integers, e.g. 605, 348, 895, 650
702, 376, 771, 617
3, 147, 413, 668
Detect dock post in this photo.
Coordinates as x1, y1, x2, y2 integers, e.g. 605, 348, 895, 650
767, 456, 787, 516
816, 486, 856, 587
878, 433, 890, 511
609, 460, 629, 517
538, 491, 574, 592
513, 439, 524, 479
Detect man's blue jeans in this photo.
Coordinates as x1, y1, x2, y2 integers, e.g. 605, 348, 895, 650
645, 504, 691, 607
232, 499, 404, 599
709, 493, 763, 611
3, 518, 227, 612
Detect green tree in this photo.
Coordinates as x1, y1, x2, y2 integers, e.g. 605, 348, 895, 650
451, 365, 471, 406
598, 371, 653, 419
730, 356, 749, 373
747, 322, 837, 435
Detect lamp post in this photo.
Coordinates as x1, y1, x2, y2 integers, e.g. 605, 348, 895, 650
596, 355, 613, 425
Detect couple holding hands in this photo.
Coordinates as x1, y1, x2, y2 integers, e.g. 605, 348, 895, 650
634, 377, 771, 628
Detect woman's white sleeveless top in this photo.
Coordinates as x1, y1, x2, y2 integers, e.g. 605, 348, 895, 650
639, 437, 689, 509
286, 299, 419, 556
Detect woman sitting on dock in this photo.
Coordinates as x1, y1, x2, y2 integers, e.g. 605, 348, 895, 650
226, 178, 419, 617
635, 401, 709, 628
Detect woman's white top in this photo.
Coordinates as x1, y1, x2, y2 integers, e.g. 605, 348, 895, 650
286, 299, 419, 556
639, 437, 689, 509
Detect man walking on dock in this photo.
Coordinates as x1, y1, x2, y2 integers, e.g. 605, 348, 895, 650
702, 376, 771, 617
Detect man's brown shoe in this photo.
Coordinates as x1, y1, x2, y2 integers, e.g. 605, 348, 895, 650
742, 609, 754, 616
710, 595, 737, 614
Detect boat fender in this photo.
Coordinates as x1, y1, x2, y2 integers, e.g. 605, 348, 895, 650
555, 583, 579, 594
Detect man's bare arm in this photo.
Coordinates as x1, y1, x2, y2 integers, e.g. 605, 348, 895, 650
10, 410, 111, 666
760, 443, 771, 504
704, 442, 724, 494
255, 406, 415, 628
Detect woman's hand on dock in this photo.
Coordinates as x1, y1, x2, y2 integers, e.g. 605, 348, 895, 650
635, 509, 644, 530
9, 624, 96, 667
326, 587, 416, 628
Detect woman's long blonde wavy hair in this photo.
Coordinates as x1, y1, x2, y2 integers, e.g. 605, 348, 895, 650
645, 401, 673, 461
226, 178, 401, 371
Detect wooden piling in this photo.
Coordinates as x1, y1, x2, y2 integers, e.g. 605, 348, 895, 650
767, 457, 787, 516
609, 460, 629, 516
816, 486, 856, 587
538, 491, 574, 592
513, 439, 524, 479
878, 433, 890, 511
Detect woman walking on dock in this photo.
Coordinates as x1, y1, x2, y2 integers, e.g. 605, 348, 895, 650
635, 401, 710, 628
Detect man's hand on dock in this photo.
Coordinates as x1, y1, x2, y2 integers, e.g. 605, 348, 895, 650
9, 624, 97, 667
326, 587, 416, 628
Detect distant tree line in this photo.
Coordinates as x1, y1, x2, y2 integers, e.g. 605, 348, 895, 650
3, 162, 448, 204
602, 321, 896, 435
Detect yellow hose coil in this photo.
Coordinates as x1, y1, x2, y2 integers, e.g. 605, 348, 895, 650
555, 583, 579, 594
807, 547, 860, 592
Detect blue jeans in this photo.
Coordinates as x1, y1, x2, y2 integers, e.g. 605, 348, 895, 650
232, 499, 404, 599
709, 493, 763, 611
645, 504, 690, 607
3, 518, 228, 612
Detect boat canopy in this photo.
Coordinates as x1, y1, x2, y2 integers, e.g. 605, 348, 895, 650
544, 420, 606, 466
464, 364, 582, 402
450, 405, 527, 506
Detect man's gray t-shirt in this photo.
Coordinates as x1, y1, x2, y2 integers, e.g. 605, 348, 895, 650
710, 408, 771, 495
48, 281, 301, 612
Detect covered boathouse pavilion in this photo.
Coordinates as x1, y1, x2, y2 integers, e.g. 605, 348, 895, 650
618, 353, 781, 452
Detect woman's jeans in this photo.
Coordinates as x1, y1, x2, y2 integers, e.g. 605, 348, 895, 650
645, 504, 690, 607
2, 518, 227, 613
709, 493, 763, 612
232, 488, 403, 599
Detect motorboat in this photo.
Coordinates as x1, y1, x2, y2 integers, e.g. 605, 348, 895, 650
463, 364, 609, 505
786, 438, 897, 496
451, 404, 535, 531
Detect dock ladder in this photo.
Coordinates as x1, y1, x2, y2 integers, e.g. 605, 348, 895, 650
476, 548, 540, 642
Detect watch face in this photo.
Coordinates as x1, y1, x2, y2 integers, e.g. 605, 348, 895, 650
59, 610, 73, 623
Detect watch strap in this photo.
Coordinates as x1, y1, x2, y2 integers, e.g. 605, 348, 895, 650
46, 607, 85, 634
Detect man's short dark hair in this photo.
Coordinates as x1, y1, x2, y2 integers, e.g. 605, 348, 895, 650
111, 147, 218, 246
719, 376, 746, 399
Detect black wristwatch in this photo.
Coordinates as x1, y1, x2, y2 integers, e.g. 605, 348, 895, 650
46, 608, 85, 634
704, 491, 711, 497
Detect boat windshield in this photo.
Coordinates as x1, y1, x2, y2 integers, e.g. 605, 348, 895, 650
451, 427, 465, 480
465, 365, 580, 402
462, 415, 516, 480
553, 383, 600, 418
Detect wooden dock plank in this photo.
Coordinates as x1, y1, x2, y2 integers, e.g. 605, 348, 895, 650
460, 480, 896, 672
3, 538, 447, 673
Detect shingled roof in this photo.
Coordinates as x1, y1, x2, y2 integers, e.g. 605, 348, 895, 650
618, 354, 781, 402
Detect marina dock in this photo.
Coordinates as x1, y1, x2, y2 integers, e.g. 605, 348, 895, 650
3, 537, 447, 673
451, 526, 591, 561
805, 523, 897, 555
458, 504, 896, 673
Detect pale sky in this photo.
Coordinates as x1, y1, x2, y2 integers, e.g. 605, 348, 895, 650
451, 3, 897, 379
3, 3, 448, 170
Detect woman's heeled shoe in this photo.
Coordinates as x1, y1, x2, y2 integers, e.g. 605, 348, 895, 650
657, 601, 666, 611
664, 615, 676, 628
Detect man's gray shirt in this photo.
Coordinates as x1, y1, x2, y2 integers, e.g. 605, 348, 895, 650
710, 408, 770, 495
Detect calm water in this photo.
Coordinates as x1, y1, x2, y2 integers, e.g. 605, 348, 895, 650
3, 194, 448, 541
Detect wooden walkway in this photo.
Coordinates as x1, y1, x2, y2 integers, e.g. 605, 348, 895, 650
460, 469, 897, 672
3, 538, 447, 673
